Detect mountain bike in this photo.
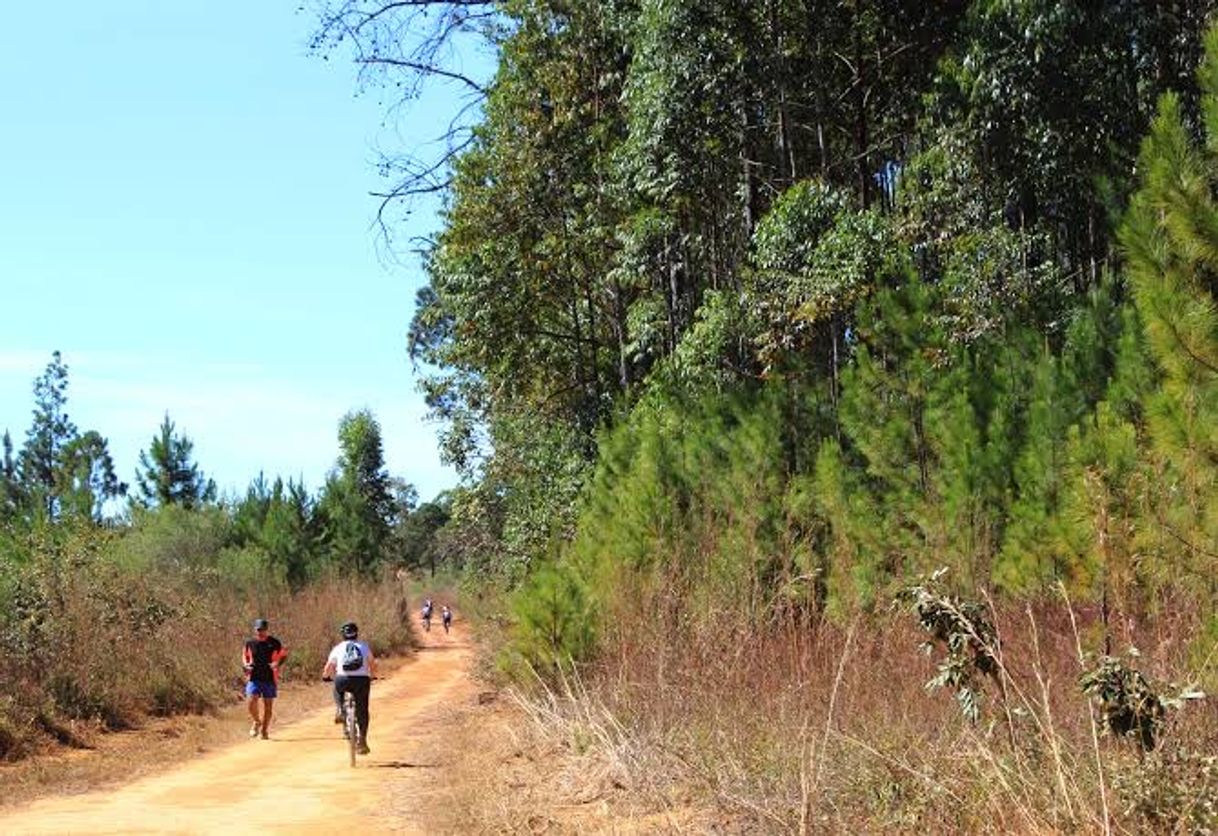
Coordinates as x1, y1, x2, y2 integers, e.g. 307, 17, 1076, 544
340, 690, 358, 767
324, 677, 360, 767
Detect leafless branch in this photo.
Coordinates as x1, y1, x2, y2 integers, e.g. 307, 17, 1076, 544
310, 1, 498, 248
355, 56, 486, 94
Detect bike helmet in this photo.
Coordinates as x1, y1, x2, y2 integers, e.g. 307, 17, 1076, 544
341, 621, 359, 639
253, 618, 269, 630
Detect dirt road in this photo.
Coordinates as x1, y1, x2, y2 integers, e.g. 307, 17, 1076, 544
1, 633, 471, 835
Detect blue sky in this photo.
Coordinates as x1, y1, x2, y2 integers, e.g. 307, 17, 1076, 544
0, 2, 486, 502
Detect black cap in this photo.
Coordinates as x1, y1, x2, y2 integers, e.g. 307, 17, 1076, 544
253, 618, 269, 630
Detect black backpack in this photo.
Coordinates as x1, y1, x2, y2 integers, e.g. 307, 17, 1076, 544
341, 640, 364, 672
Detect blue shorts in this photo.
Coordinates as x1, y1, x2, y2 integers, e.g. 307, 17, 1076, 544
245, 680, 277, 699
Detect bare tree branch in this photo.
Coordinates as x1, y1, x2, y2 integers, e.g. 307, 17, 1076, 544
355, 56, 486, 94
310, 1, 498, 246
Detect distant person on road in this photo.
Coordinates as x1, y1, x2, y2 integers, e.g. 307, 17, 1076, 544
441, 605, 452, 634
243, 618, 288, 740
322, 621, 377, 755
422, 598, 433, 631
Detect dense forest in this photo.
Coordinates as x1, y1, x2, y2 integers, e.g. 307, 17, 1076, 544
311, 2, 1218, 828
316, 0, 1218, 644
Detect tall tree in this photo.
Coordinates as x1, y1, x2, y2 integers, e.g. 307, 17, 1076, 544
258, 477, 318, 589
12, 352, 123, 523
59, 431, 126, 523
133, 413, 216, 509
392, 495, 451, 576
318, 409, 394, 573
1120, 28, 1218, 597
18, 351, 77, 521
0, 431, 23, 523
310, 0, 496, 239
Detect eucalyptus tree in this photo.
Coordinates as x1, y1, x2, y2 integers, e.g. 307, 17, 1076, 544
58, 431, 126, 523
922, 0, 1216, 295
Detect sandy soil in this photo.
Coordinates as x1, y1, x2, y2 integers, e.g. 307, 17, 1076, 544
0, 628, 471, 836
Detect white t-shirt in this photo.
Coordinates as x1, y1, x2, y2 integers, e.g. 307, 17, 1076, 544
328, 639, 373, 677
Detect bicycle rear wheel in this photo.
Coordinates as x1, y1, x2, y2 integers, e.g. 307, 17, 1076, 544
345, 693, 357, 767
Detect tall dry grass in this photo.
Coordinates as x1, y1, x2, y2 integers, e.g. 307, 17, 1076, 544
0, 553, 416, 761
503, 588, 1218, 833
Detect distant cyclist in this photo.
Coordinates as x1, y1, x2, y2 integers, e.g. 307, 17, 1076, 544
243, 618, 288, 740
322, 621, 377, 755
441, 605, 452, 634
421, 598, 433, 632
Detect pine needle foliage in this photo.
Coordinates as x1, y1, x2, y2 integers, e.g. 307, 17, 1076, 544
1120, 23, 1218, 602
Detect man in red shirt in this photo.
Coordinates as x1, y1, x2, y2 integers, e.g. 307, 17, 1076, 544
243, 618, 287, 739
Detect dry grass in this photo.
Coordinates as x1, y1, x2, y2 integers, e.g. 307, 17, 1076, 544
424, 681, 727, 834
499, 588, 1218, 834
0, 565, 418, 762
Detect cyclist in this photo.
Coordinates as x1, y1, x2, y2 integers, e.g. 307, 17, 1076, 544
441, 605, 452, 634
242, 617, 288, 740
322, 621, 377, 755
421, 598, 433, 631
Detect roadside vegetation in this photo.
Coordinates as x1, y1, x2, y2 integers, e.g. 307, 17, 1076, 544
311, 2, 1218, 831
0, 356, 443, 760
8, 2, 1218, 831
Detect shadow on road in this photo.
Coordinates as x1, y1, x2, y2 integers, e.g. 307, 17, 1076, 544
415, 643, 470, 653
263, 735, 349, 744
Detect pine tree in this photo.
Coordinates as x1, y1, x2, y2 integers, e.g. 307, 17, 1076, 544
258, 478, 316, 589
1119, 25, 1218, 598
133, 413, 216, 509
0, 431, 24, 523
995, 348, 1073, 593
318, 409, 394, 574
1056, 403, 1146, 646
18, 351, 77, 522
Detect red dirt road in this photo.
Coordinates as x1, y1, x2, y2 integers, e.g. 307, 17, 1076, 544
1, 635, 471, 835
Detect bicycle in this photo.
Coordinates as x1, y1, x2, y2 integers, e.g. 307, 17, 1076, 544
340, 689, 358, 767
323, 676, 360, 767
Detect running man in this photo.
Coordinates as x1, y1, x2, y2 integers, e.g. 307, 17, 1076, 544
322, 621, 377, 755
421, 598, 433, 631
441, 605, 452, 634
242, 618, 288, 740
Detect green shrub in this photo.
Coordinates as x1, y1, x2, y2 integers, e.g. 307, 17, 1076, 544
509, 561, 595, 671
